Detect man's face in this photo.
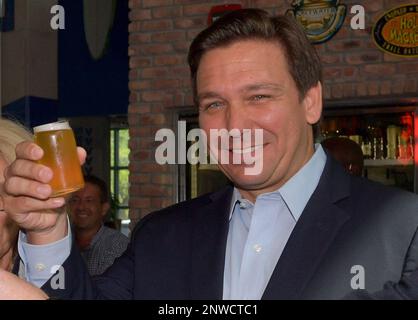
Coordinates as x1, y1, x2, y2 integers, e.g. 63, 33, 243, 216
197, 40, 322, 196
68, 182, 108, 231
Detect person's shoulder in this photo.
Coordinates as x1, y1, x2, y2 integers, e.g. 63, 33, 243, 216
349, 175, 418, 219
102, 226, 129, 242
351, 175, 418, 201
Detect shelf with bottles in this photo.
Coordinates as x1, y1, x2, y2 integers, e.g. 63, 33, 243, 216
321, 111, 415, 167
364, 159, 414, 167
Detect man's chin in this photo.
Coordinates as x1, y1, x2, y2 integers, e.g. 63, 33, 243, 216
227, 173, 270, 191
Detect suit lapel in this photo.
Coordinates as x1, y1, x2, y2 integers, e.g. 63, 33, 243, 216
262, 157, 352, 299
190, 186, 233, 299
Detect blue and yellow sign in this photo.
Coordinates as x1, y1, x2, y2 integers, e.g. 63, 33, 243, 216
287, 0, 347, 44
373, 4, 418, 57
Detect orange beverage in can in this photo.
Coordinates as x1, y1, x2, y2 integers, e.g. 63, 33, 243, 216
33, 121, 84, 197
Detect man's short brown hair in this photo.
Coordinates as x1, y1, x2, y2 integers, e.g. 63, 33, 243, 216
188, 8, 322, 104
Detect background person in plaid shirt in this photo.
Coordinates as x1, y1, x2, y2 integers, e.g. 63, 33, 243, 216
68, 175, 128, 276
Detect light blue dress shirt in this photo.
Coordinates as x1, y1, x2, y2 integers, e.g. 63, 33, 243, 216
223, 144, 327, 299
18, 217, 72, 288
18, 145, 327, 295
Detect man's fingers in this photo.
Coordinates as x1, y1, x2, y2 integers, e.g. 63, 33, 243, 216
5, 159, 53, 183
77, 147, 87, 166
4, 176, 52, 199
4, 196, 65, 214
15, 141, 44, 161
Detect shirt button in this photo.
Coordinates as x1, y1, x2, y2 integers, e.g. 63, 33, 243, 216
35, 263, 46, 272
253, 244, 262, 253
239, 202, 247, 209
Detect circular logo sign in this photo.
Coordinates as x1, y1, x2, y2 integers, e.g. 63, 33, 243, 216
373, 4, 418, 57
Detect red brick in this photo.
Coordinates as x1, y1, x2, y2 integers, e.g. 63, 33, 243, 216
174, 17, 206, 29
129, 92, 140, 103
128, 21, 141, 32
141, 92, 173, 104
129, 34, 151, 44
130, 57, 152, 69
138, 43, 173, 55
130, 174, 151, 184
323, 67, 342, 79
367, 82, 379, 96
356, 82, 367, 97
133, 126, 155, 137
129, 104, 151, 114
343, 67, 357, 77
398, 63, 418, 74
129, 197, 151, 209
184, 92, 194, 106
171, 66, 190, 77
323, 84, 331, 100
151, 78, 183, 89
320, 54, 341, 65
129, 70, 139, 80
130, 80, 152, 91
141, 67, 170, 79
383, 53, 411, 62
342, 83, 355, 98
363, 64, 396, 76
152, 174, 173, 185
363, 1, 383, 12
139, 113, 167, 125
138, 184, 172, 197
345, 52, 381, 65
331, 84, 343, 99
151, 31, 186, 42
327, 40, 362, 52
142, 0, 173, 8
380, 80, 392, 96
392, 79, 405, 95
133, 150, 152, 161
173, 40, 191, 53
173, 92, 185, 106
152, 6, 182, 18
183, 3, 213, 16
129, 0, 141, 9
154, 55, 184, 66
405, 79, 417, 93
141, 19, 173, 31
129, 9, 151, 21
130, 161, 167, 174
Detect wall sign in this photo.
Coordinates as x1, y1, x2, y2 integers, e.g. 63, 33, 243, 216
286, 0, 346, 44
373, 4, 418, 57
208, 4, 242, 26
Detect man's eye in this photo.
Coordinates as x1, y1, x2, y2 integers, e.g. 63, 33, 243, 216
251, 94, 270, 101
203, 101, 223, 111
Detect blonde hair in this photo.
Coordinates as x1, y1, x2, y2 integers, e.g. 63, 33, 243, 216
0, 118, 33, 164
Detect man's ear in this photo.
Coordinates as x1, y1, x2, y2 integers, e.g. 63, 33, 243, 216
303, 81, 323, 125
101, 202, 110, 217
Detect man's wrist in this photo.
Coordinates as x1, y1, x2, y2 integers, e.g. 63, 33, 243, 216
26, 213, 68, 245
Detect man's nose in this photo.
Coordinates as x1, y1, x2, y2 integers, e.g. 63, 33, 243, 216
225, 102, 248, 132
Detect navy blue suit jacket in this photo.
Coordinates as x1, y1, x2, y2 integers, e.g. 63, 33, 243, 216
40, 156, 418, 299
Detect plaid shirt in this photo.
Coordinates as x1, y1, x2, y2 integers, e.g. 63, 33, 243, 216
79, 225, 129, 276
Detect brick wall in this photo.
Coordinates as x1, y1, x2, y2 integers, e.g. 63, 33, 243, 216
128, 0, 418, 225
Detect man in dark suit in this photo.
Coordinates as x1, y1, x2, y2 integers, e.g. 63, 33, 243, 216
2, 9, 418, 300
